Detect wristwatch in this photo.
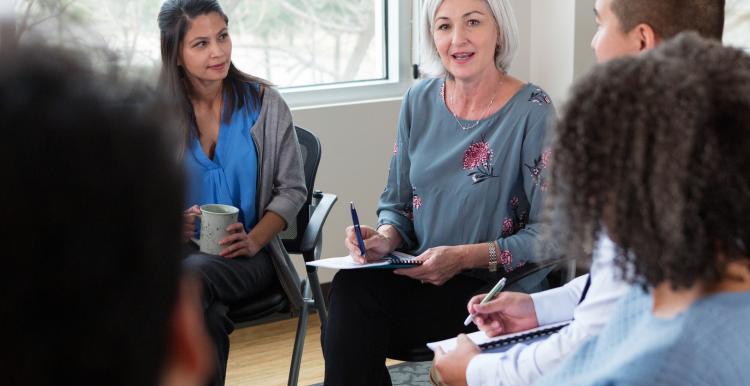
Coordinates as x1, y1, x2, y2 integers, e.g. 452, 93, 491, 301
488, 241, 498, 272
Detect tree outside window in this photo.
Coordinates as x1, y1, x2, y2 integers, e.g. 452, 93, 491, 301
12, 0, 387, 87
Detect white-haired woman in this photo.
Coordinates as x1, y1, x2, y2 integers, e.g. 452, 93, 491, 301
323, 1, 555, 384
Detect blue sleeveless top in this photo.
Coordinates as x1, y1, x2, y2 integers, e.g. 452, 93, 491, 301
185, 84, 260, 232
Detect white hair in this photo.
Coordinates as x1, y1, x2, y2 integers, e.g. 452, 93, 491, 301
419, 0, 519, 77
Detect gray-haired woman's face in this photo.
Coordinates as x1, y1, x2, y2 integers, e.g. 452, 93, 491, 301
432, 0, 499, 80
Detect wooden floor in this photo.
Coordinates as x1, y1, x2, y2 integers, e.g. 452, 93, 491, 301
226, 314, 400, 386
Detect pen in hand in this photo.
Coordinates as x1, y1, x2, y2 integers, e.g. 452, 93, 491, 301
350, 202, 367, 259
464, 277, 507, 326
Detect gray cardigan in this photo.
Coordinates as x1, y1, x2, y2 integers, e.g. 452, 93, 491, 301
250, 86, 307, 309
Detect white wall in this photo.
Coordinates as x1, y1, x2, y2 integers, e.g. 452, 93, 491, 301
528, 0, 596, 106
290, 99, 402, 282
573, 0, 598, 81
529, 0, 576, 106
507, 0, 531, 81
289, 0, 598, 283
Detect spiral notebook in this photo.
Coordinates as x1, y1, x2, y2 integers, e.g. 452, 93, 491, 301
306, 251, 422, 270
427, 320, 571, 353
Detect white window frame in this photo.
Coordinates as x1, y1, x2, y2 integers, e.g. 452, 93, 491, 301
282, 0, 414, 109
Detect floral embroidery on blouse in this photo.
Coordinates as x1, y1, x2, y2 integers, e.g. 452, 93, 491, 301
505, 196, 529, 236
500, 249, 513, 271
412, 195, 423, 211
529, 88, 551, 105
393, 142, 398, 155
502, 217, 514, 237
403, 188, 421, 221
463, 139, 498, 184
499, 250, 527, 272
524, 147, 552, 191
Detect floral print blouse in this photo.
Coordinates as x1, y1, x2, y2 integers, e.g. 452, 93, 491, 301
377, 78, 555, 286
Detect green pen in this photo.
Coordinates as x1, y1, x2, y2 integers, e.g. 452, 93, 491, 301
464, 277, 507, 326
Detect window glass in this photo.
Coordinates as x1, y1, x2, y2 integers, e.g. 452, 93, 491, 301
724, 0, 750, 51
12, 0, 388, 87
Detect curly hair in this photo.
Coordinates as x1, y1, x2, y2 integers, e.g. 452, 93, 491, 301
547, 32, 750, 289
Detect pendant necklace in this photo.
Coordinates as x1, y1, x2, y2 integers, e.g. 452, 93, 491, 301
446, 79, 497, 131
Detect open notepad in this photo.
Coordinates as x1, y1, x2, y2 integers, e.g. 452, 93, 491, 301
427, 320, 571, 353
306, 251, 422, 270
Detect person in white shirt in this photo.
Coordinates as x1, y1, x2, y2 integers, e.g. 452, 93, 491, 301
431, 0, 726, 385
462, 237, 628, 386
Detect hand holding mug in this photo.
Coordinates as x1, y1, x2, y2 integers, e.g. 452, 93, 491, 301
219, 223, 262, 258
190, 204, 240, 255
182, 205, 201, 243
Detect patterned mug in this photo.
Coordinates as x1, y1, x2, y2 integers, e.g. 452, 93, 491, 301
191, 204, 239, 255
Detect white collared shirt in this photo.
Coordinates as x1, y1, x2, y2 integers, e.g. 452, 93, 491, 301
466, 236, 630, 386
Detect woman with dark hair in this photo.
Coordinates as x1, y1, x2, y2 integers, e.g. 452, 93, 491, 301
157, 1, 306, 385
535, 33, 750, 385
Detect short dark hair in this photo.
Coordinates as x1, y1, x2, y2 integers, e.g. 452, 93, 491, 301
0, 45, 185, 385
611, 0, 725, 40
549, 33, 750, 289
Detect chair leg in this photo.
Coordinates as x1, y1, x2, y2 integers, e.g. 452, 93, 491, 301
288, 280, 310, 386
307, 270, 328, 330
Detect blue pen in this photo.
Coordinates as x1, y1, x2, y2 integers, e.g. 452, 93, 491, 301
350, 202, 367, 258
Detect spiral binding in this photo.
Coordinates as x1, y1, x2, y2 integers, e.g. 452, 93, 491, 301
389, 257, 423, 265
478, 322, 570, 351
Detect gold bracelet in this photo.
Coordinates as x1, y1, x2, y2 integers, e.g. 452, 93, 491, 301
488, 241, 498, 272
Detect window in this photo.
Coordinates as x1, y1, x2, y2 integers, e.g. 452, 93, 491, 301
11, 0, 413, 107
724, 0, 750, 52
231, 0, 387, 88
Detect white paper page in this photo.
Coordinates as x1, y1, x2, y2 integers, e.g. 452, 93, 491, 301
427, 321, 571, 352
306, 251, 417, 270
305, 256, 390, 269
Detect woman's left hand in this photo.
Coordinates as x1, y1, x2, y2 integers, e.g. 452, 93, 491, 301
394, 246, 465, 286
432, 334, 480, 386
219, 222, 262, 258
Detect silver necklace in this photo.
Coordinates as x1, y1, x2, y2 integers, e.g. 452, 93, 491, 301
446, 80, 496, 131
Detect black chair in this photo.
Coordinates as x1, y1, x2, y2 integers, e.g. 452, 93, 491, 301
227, 126, 336, 386
386, 257, 571, 362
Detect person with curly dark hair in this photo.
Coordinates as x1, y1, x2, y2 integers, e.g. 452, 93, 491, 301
535, 32, 750, 386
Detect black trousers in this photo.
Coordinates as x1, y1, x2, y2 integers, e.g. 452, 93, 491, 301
322, 269, 486, 386
183, 249, 276, 386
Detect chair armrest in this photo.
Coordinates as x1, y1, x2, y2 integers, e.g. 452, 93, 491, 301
299, 192, 337, 260
506, 257, 571, 286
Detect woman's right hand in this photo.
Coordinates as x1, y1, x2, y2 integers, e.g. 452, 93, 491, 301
467, 292, 539, 337
182, 205, 201, 243
344, 225, 394, 263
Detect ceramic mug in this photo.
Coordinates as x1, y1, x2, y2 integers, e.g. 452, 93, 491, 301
191, 204, 239, 255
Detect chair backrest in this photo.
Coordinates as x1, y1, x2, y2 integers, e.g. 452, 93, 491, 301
279, 126, 321, 253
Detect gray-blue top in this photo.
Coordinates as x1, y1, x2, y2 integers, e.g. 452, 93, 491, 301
535, 286, 750, 386
377, 78, 555, 285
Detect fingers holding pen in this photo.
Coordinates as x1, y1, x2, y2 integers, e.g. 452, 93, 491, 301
344, 225, 393, 263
